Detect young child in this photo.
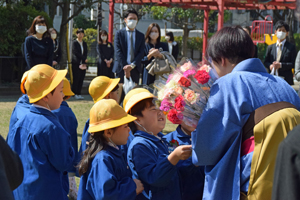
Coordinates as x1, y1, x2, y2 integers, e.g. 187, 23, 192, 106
79, 76, 120, 154
77, 99, 144, 199
124, 88, 192, 200
6, 64, 75, 200
163, 122, 205, 200
8, 71, 31, 132
52, 77, 79, 199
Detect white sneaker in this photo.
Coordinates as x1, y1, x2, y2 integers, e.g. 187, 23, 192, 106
74, 95, 81, 100
78, 95, 84, 99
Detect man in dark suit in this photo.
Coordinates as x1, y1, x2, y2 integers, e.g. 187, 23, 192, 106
72, 28, 88, 99
264, 20, 297, 85
113, 8, 145, 89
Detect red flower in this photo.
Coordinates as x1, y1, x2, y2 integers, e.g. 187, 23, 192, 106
174, 95, 185, 111
170, 139, 180, 147
194, 70, 210, 84
178, 76, 191, 87
167, 109, 183, 124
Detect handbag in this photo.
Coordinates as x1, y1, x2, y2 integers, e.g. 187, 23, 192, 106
145, 52, 174, 76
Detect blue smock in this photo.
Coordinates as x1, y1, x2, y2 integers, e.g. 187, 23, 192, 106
8, 94, 31, 132
192, 58, 300, 200
163, 125, 204, 200
127, 130, 182, 200
52, 101, 79, 173
77, 145, 137, 200
6, 105, 75, 200
79, 119, 134, 159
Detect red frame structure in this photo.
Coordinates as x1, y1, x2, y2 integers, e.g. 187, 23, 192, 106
108, 0, 296, 59
251, 15, 274, 44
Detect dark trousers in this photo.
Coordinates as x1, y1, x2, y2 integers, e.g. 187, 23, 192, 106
72, 63, 86, 95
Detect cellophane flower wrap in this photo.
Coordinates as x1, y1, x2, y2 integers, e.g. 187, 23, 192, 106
153, 58, 218, 128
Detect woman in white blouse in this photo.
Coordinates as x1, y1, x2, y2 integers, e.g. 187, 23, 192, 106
165, 31, 179, 60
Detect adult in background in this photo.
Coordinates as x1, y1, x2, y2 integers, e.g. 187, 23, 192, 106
264, 20, 297, 85
24, 15, 53, 70
242, 26, 258, 58
192, 26, 300, 200
97, 30, 114, 78
165, 31, 179, 60
72, 28, 88, 100
49, 28, 61, 69
113, 8, 145, 103
142, 23, 168, 85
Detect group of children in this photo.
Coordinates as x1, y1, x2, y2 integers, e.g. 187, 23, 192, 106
6, 64, 205, 200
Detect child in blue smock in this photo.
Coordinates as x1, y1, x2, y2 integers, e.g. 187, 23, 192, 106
8, 71, 31, 132
123, 88, 192, 200
6, 64, 75, 200
77, 99, 144, 200
52, 77, 79, 199
163, 122, 204, 200
79, 76, 120, 154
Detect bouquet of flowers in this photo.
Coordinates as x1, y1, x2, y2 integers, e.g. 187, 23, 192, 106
153, 58, 218, 128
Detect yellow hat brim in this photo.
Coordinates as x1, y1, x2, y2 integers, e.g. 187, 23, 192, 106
124, 92, 156, 113
29, 70, 67, 103
88, 114, 137, 133
94, 78, 120, 103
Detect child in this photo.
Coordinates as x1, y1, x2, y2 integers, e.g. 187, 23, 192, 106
77, 99, 144, 199
52, 77, 79, 199
163, 122, 205, 200
79, 76, 120, 154
8, 71, 31, 132
6, 64, 75, 200
124, 88, 192, 200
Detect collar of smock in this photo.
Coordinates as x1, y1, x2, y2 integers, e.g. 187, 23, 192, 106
232, 58, 267, 74
134, 130, 164, 142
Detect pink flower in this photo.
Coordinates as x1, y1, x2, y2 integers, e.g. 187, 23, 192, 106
174, 87, 183, 95
183, 69, 196, 78
162, 88, 174, 99
180, 61, 193, 72
184, 89, 200, 104
175, 95, 185, 111
160, 99, 172, 112
199, 64, 211, 72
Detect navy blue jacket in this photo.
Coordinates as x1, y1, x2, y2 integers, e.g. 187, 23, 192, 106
9, 95, 31, 132
163, 125, 204, 200
113, 28, 145, 79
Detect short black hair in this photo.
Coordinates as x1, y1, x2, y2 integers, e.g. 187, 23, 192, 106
166, 31, 174, 42
76, 28, 84, 34
206, 25, 255, 65
275, 20, 289, 32
123, 8, 139, 19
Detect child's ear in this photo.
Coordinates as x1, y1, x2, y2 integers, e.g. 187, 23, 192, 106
104, 129, 113, 138
42, 94, 50, 103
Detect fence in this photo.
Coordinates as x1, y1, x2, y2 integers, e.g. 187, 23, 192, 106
0, 56, 26, 85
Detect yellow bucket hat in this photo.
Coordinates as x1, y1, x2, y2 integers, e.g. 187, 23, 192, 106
24, 64, 67, 103
63, 78, 75, 96
20, 70, 30, 94
89, 76, 120, 103
88, 99, 137, 133
123, 88, 156, 113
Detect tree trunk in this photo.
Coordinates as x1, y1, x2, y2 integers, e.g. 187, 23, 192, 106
59, 2, 70, 69
287, 9, 295, 44
182, 26, 190, 57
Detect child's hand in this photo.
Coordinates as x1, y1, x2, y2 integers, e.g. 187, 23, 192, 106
133, 179, 144, 195
168, 145, 192, 165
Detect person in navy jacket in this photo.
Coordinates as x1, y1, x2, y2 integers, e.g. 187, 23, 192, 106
77, 99, 144, 200
163, 123, 204, 200
123, 88, 192, 200
52, 78, 79, 199
24, 16, 53, 70
6, 64, 75, 200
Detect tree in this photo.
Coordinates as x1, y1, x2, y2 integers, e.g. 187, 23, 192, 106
148, 6, 230, 56
74, 14, 96, 29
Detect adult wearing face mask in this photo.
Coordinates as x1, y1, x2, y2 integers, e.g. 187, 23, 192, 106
113, 9, 145, 103
24, 16, 53, 70
142, 23, 168, 85
165, 31, 179, 60
97, 30, 114, 78
49, 28, 61, 69
264, 20, 297, 85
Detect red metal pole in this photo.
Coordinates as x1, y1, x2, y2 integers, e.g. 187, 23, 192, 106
202, 9, 209, 61
108, 0, 114, 43
217, 0, 224, 31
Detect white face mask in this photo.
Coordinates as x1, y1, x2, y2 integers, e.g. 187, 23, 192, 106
35, 25, 47, 34
101, 36, 107, 41
51, 33, 57, 39
165, 36, 170, 41
150, 32, 159, 40
276, 31, 286, 40
127, 20, 137, 29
